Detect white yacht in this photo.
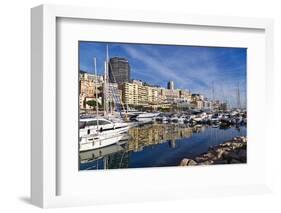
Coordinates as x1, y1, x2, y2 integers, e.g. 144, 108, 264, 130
193, 112, 207, 122
210, 113, 223, 122
135, 112, 160, 122
177, 116, 186, 123
79, 117, 130, 137
121, 108, 144, 117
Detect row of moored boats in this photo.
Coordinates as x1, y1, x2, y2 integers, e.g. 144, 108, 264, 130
79, 109, 246, 152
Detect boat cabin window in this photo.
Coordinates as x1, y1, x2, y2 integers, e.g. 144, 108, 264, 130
79, 121, 86, 129
87, 120, 98, 126
98, 120, 111, 125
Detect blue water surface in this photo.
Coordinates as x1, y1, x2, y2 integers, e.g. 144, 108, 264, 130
80, 125, 246, 170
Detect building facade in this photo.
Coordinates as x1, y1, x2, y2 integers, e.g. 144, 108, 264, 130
108, 57, 131, 84
79, 71, 213, 111
122, 82, 161, 106
122, 81, 193, 107
161, 88, 180, 103
79, 72, 103, 110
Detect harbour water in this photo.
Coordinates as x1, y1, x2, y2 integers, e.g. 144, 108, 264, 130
79, 123, 246, 170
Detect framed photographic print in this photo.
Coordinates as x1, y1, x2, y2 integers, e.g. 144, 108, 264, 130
78, 42, 247, 170
31, 4, 274, 208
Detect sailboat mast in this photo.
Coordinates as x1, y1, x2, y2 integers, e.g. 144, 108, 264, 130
94, 57, 99, 130
212, 81, 215, 102
106, 44, 109, 63
211, 81, 215, 110
105, 45, 110, 115
103, 61, 107, 115
221, 85, 227, 110
237, 82, 241, 109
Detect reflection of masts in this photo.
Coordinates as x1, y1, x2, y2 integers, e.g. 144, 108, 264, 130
119, 151, 126, 168
103, 156, 108, 169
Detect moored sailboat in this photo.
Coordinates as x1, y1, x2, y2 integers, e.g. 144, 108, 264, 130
79, 55, 127, 151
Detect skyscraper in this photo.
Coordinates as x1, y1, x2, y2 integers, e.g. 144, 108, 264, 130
167, 80, 175, 90
108, 57, 131, 84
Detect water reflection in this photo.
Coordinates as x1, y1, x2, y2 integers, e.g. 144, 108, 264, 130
79, 123, 246, 170
127, 123, 196, 152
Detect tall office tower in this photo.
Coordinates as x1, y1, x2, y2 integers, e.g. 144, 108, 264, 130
108, 57, 131, 84
167, 80, 175, 90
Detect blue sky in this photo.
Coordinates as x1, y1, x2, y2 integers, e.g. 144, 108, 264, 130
79, 41, 247, 108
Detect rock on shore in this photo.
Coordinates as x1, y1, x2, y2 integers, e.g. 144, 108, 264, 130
179, 136, 247, 166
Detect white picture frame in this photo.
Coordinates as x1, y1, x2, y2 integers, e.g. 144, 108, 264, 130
31, 4, 274, 208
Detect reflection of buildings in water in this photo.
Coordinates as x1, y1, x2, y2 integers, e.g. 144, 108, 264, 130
79, 144, 126, 166
80, 124, 206, 170
107, 145, 129, 169
79, 144, 129, 169
127, 124, 194, 152
192, 125, 205, 133
168, 139, 176, 148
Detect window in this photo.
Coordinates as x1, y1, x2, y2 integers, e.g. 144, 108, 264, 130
86, 120, 98, 126
98, 120, 112, 125
79, 122, 86, 129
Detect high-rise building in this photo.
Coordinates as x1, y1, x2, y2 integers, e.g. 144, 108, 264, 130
167, 80, 175, 90
108, 57, 131, 84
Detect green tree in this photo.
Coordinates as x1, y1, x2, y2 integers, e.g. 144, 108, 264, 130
86, 100, 99, 109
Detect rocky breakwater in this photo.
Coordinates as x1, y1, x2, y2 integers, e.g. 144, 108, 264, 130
180, 136, 247, 166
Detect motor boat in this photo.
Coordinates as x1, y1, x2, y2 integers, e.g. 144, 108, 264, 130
170, 115, 179, 123
79, 117, 130, 137
135, 112, 160, 122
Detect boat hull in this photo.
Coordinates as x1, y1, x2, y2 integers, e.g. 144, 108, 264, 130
79, 134, 124, 152
136, 112, 160, 122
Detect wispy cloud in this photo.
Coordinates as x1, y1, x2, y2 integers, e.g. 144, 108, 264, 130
122, 45, 188, 87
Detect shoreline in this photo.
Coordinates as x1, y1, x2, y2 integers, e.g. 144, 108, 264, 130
180, 136, 247, 166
